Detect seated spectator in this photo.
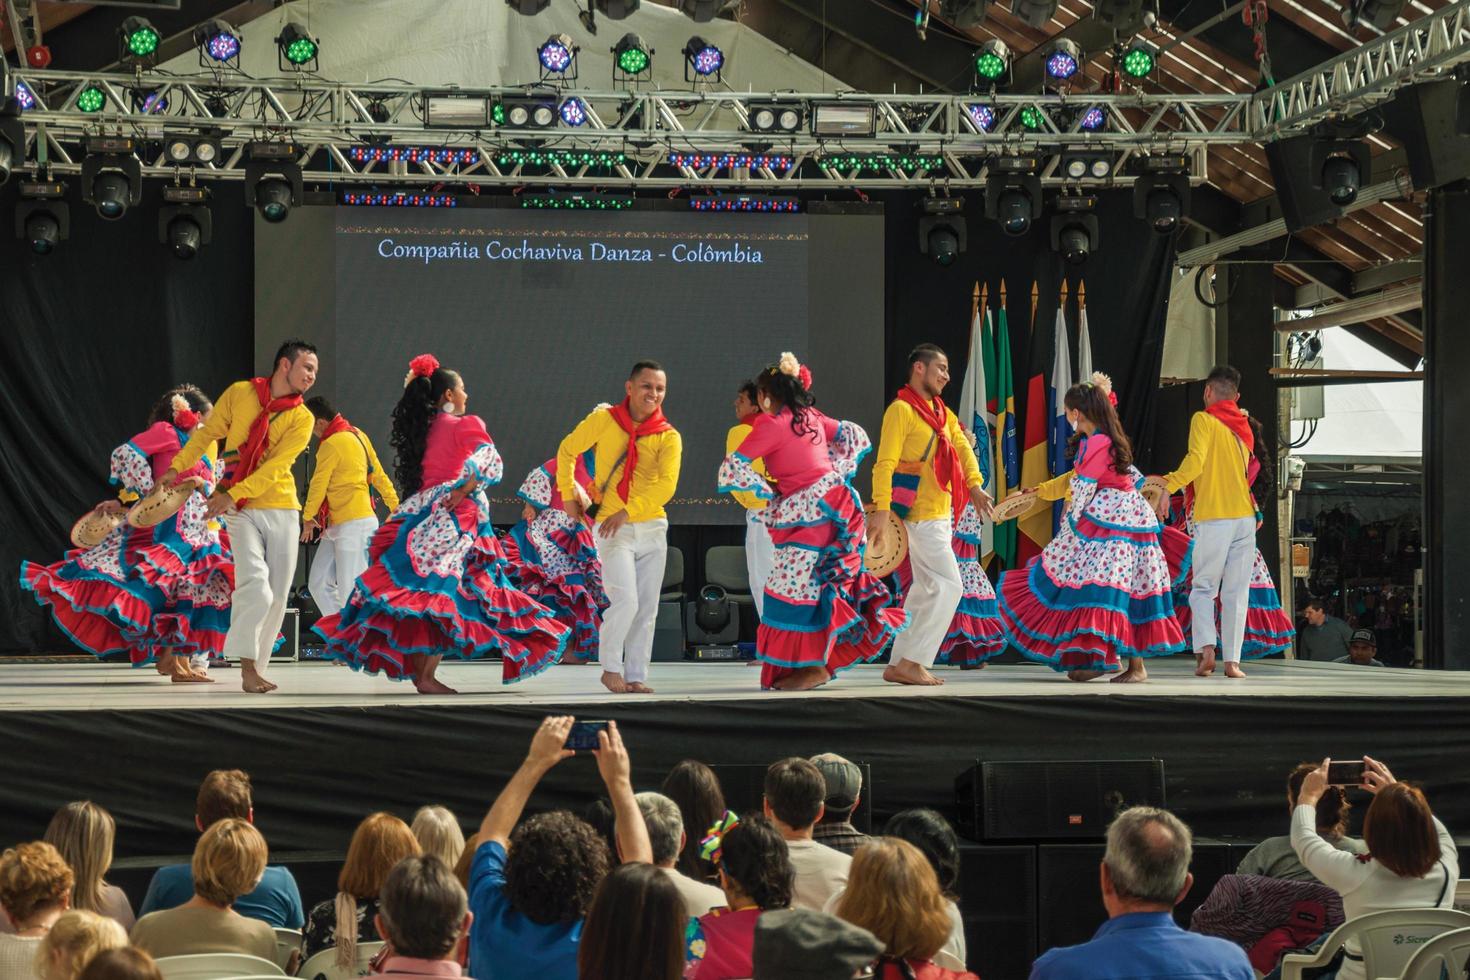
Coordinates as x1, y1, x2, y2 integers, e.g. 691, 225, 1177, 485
0, 842, 74, 980
810, 754, 870, 857
137, 769, 304, 929
1190, 874, 1343, 975
1029, 807, 1252, 980
374, 855, 474, 980
834, 838, 978, 980
579, 863, 685, 980
663, 760, 727, 884
1237, 763, 1364, 883
414, 805, 467, 870
1288, 756, 1460, 980
304, 811, 421, 966
685, 815, 794, 980
36, 910, 127, 980
750, 908, 882, 980
883, 808, 968, 972
763, 758, 850, 911
1300, 600, 1352, 662
1334, 630, 1386, 667
468, 717, 651, 980
76, 948, 163, 980
0, 803, 133, 934
634, 792, 725, 917
129, 817, 277, 963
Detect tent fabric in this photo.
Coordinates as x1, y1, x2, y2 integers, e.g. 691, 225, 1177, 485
1295, 330, 1422, 463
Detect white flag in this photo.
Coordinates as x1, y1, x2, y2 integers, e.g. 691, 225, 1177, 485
957, 307, 994, 559
1077, 304, 1093, 382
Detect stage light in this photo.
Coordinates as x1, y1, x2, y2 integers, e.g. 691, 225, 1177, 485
1079, 105, 1107, 131
1343, 0, 1407, 30
0, 104, 21, 184
1320, 154, 1360, 205
1121, 39, 1157, 79
1050, 196, 1099, 265
539, 33, 576, 74
746, 100, 804, 133
1094, 0, 1152, 32
425, 93, 490, 128
523, 190, 635, 209
684, 36, 724, 79
974, 39, 1009, 83
14, 181, 68, 255
613, 33, 652, 77
130, 87, 170, 114
667, 152, 793, 170
1012, 0, 1059, 28
243, 141, 302, 223
680, 0, 738, 20
81, 136, 141, 220
1044, 39, 1081, 82
276, 23, 319, 69
505, 0, 552, 12
942, 0, 990, 26
498, 148, 626, 168
919, 197, 966, 267
1061, 151, 1114, 180
1133, 171, 1189, 233
1019, 106, 1046, 130
501, 94, 558, 128
13, 82, 35, 112
163, 135, 221, 166
119, 16, 160, 62
559, 97, 587, 126
159, 185, 211, 260
342, 191, 458, 207
812, 103, 877, 137
596, 0, 641, 17
690, 194, 800, 212
92, 173, 130, 218
76, 85, 107, 114
985, 159, 1041, 236
194, 20, 242, 65
819, 153, 944, 172
966, 103, 996, 132
349, 146, 479, 165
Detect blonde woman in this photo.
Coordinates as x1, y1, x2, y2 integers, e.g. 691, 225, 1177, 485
303, 812, 421, 968
0, 842, 75, 980
40, 803, 133, 932
412, 806, 466, 870
36, 910, 127, 980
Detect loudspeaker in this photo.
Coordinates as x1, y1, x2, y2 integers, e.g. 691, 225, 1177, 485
1264, 134, 1369, 233
652, 601, 685, 661
955, 843, 1037, 977
955, 759, 1165, 841
1176, 838, 1235, 927
709, 763, 874, 834
1382, 80, 1470, 189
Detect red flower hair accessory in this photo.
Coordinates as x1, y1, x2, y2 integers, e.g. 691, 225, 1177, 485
798, 365, 813, 390
1091, 371, 1119, 408
404, 353, 441, 388
171, 394, 201, 431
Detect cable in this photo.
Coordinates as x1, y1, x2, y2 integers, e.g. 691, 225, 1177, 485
1193, 264, 1236, 308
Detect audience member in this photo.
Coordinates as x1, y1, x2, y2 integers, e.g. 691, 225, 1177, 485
128, 817, 277, 963
1334, 629, 1386, 667
1289, 757, 1460, 980
1299, 600, 1352, 662
413, 805, 468, 870
663, 760, 728, 884
764, 758, 850, 911
304, 811, 422, 965
1236, 763, 1364, 883
685, 815, 794, 980
750, 908, 882, 980
137, 769, 305, 928
634, 792, 725, 917
75, 948, 162, 980
834, 838, 977, 980
1029, 807, 1252, 980
468, 717, 651, 980
883, 809, 968, 972
809, 754, 870, 856
35, 910, 127, 980
374, 855, 474, 980
454, 834, 480, 890
20, 803, 131, 933
581, 797, 620, 860
578, 863, 684, 980
0, 842, 74, 980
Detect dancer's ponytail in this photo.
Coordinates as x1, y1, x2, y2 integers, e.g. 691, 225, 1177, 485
391, 354, 459, 493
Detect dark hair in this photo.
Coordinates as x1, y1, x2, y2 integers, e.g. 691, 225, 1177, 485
305, 396, 337, 422
196, 769, 252, 829
1206, 365, 1241, 396
1246, 414, 1275, 501
378, 855, 467, 960
720, 816, 793, 910
909, 344, 947, 368
581, 797, 620, 860
78, 947, 164, 980
1363, 782, 1441, 878
147, 385, 211, 427
577, 863, 686, 980
1288, 764, 1350, 838
757, 366, 819, 443
1304, 598, 1328, 614
883, 808, 961, 897
1063, 382, 1133, 475
503, 811, 610, 925
662, 761, 727, 881
764, 758, 827, 830
392, 366, 460, 493
272, 339, 318, 373
630, 360, 665, 379
738, 379, 760, 403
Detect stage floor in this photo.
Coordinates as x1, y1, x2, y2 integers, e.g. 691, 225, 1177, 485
0, 655, 1459, 712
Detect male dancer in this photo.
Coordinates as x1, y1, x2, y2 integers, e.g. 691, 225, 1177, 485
870, 344, 992, 686
558, 361, 682, 694
163, 341, 317, 693
727, 380, 773, 618
1154, 364, 1257, 679
300, 396, 399, 618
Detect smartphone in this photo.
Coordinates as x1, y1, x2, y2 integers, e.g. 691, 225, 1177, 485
1327, 760, 1366, 786
567, 720, 610, 751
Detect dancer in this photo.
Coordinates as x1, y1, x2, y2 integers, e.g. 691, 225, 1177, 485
557, 361, 682, 694
718, 353, 907, 691
162, 341, 317, 694
892, 498, 1007, 670
869, 344, 993, 686
299, 397, 400, 619
727, 380, 775, 618
500, 452, 607, 665
997, 379, 1185, 681
316, 355, 569, 693
21, 386, 231, 681
1151, 365, 1258, 679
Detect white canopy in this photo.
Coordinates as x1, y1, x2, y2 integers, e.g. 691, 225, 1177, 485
1295, 329, 1422, 464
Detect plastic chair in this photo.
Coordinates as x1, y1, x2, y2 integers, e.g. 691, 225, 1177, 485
271, 928, 301, 971
296, 941, 385, 980
1400, 925, 1470, 980
154, 953, 285, 980
705, 545, 753, 604
1277, 908, 1470, 980
661, 545, 686, 601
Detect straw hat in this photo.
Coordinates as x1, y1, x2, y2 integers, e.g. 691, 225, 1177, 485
127, 476, 204, 528
70, 507, 127, 549
992, 492, 1041, 523
862, 506, 909, 578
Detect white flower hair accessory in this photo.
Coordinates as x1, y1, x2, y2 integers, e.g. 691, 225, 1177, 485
778, 352, 801, 378
1090, 371, 1113, 396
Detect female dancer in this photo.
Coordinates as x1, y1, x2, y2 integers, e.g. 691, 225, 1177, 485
893, 498, 1007, 669
21, 386, 232, 681
998, 377, 1185, 682
314, 355, 569, 693
718, 353, 907, 690
500, 451, 607, 665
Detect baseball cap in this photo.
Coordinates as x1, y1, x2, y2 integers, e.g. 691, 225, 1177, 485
752, 908, 884, 980
810, 753, 862, 810
1350, 629, 1377, 646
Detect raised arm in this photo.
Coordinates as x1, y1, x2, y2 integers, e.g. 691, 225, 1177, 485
479, 716, 575, 848
595, 721, 653, 864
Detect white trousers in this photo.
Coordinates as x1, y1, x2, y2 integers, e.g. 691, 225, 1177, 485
222, 508, 300, 671
890, 518, 963, 669
1189, 516, 1257, 662
308, 516, 378, 618
594, 517, 668, 684
745, 510, 775, 619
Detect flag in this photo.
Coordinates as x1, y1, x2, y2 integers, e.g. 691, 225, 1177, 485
957, 306, 994, 558
1048, 307, 1075, 535
988, 305, 1019, 569
1077, 303, 1093, 382
1018, 299, 1054, 564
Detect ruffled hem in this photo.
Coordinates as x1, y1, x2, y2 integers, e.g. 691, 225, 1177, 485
20, 562, 146, 658
1159, 525, 1195, 591
935, 607, 1009, 667
1176, 593, 1295, 660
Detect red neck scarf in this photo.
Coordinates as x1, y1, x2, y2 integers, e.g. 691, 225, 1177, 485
1205, 399, 1254, 453
738, 411, 761, 426
313, 415, 357, 524
608, 399, 673, 504
222, 377, 304, 504
895, 386, 966, 521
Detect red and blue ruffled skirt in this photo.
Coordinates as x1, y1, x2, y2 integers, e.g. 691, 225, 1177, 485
500, 509, 606, 662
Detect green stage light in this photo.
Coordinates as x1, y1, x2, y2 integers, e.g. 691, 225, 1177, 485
120, 17, 160, 59
76, 85, 107, 113
277, 23, 319, 68
614, 33, 652, 75
1019, 106, 1045, 130
974, 40, 1009, 82
1121, 41, 1156, 79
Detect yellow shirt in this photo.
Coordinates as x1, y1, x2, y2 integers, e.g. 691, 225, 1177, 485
170, 380, 313, 511
557, 408, 682, 523
725, 422, 769, 512
871, 396, 985, 521
1164, 411, 1255, 522
302, 428, 400, 526
1036, 470, 1073, 502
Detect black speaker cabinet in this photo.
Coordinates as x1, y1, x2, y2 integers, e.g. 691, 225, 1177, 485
1176, 838, 1235, 927
955, 843, 1038, 978
955, 759, 1165, 841
1383, 80, 1470, 189
709, 762, 874, 835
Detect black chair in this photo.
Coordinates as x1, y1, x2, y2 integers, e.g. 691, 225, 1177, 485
704, 545, 753, 606
653, 546, 686, 661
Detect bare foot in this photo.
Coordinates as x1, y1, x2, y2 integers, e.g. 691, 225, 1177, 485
1110, 662, 1148, 683
627, 681, 655, 694
883, 660, 944, 686
414, 677, 460, 695
172, 670, 215, 684
155, 655, 173, 677
773, 666, 832, 691
601, 671, 629, 694
960, 661, 987, 671
241, 663, 277, 694
1224, 662, 1247, 678
1195, 646, 1217, 677
1067, 669, 1105, 682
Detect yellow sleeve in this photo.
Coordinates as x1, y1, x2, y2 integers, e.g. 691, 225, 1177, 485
170, 386, 234, 474
625, 431, 682, 522
301, 437, 338, 521
227, 411, 311, 504
949, 410, 984, 489
726, 425, 765, 511
1036, 470, 1073, 502
870, 402, 907, 511
365, 437, 400, 512
557, 410, 607, 500
1165, 413, 1210, 494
